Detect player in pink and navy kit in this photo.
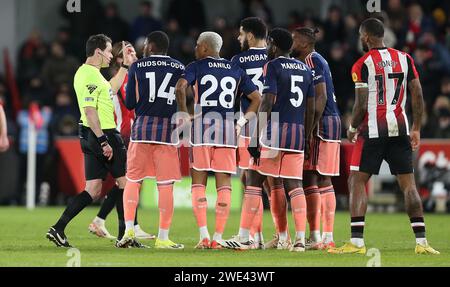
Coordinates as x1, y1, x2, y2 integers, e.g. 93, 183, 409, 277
119, 31, 185, 249
175, 31, 261, 249
292, 27, 342, 250
231, 17, 286, 250
221, 28, 315, 251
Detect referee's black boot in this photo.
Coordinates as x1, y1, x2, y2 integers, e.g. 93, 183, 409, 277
46, 227, 72, 248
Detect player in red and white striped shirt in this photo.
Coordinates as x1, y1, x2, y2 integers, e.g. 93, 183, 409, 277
329, 18, 439, 255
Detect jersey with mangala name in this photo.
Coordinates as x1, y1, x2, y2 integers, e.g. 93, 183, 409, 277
261, 57, 315, 152
304, 51, 341, 142
126, 55, 185, 145
74, 64, 116, 130
181, 56, 257, 147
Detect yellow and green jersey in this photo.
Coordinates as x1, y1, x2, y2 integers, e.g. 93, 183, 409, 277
74, 64, 116, 129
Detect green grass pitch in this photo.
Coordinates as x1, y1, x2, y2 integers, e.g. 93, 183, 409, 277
0, 207, 448, 267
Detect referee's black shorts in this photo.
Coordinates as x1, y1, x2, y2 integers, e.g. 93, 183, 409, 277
350, 135, 413, 175
79, 125, 127, 181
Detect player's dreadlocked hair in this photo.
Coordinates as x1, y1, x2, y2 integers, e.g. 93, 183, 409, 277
294, 27, 320, 45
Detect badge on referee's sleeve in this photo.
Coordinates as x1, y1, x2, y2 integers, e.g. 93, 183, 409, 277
86, 84, 98, 94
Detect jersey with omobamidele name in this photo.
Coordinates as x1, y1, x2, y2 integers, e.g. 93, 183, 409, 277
231, 47, 267, 137
125, 55, 185, 145
304, 51, 341, 142
261, 57, 315, 152
181, 57, 257, 147
351, 47, 419, 138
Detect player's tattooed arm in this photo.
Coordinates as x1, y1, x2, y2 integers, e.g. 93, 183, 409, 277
350, 86, 368, 129
175, 78, 190, 114
409, 78, 424, 151
347, 86, 368, 142
312, 82, 327, 130
409, 79, 424, 132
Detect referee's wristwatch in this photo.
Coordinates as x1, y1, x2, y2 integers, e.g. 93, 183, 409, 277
348, 125, 358, 133
121, 63, 129, 70
98, 134, 109, 147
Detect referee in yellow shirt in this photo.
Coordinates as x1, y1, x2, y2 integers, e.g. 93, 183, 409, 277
46, 34, 136, 248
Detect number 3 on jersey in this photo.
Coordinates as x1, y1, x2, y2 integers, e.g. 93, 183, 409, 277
246, 68, 264, 93
290, 75, 304, 107
146, 72, 176, 105
200, 75, 236, 108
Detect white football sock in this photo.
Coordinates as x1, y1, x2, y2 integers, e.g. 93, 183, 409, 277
94, 216, 105, 225
199, 226, 210, 240
125, 221, 134, 231
416, 238, 428, 246
238, 228, 250, 241
213, 232, 222, 241
322, 232, 334, 243
351, 238, 365, 247
158, 228, 169, 241
278, 231, 288, 242
253, 232, 260, 243
296, 231, 305, 244
310, 230, 321, 242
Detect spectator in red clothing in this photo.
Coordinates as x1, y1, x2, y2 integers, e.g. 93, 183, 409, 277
404, 3, 434, 53
17, 30, 48, 90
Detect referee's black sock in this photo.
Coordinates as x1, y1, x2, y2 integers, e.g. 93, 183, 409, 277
115, 188, 125, 240
54, 191, 93, 231
97, 186, 120, 220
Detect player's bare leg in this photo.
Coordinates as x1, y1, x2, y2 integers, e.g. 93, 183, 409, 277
397, 173, 439, 254
303, 170, 322, 249
318, 175, 336, 249
191, 169, 210, 248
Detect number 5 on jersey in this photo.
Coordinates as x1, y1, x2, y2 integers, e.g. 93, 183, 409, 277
290, 75, 304, 107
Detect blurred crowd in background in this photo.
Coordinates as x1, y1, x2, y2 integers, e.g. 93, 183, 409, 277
0, 0, 449, 205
